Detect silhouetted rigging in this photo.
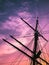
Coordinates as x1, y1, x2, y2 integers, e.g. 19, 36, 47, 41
3, 17, 49, 65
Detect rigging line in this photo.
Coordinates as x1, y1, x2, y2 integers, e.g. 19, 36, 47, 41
38, 40, 47, 62
19, 38, 34, 65
10, 45, 29, 62
40, 53, 44, 64
39, 25, 47, 50
37, 42, 42, 64
39, 41, 48, 62
44, 46, 49, 60
38, 40, 49, 65
38, 25, 49, 55
17, 39, 34, 65
10, 53, 23, 65
19, 34, 34, 38
36, 41, 40, 53
40, 40, 48, 51
17, 34, 34, 38
16, 38, 34, 65
10, 35, 49, 64
4, 44, 21, 62
2, 39, 34, 65
30, 37, 40, 65
42, 30, 49, 34
36, 42, 44, 64
3, 39, 42, 65
2, 40, 32, 64
28, 38, 34, 65
38, 22, 49, 35
38, 40, 49, 60
38, 23, 49, 37
12, 37, 35, 65
11, 38, 34, 65
44, 45, 48, 54
10, 38, 34, 65
3, 39, 49, 64
38, 39, 46, 52
38, 40, 42, 50
12, 53, 25, 65
38, 23, 48, 35
10, 35, 35, 64
6, 49, 26, 65
42, 53, 47, 65
39, 24, 49, 34
42, 23, 49, 31
13, 54, 25, 65
20, 17, 48, 42
10, 55, 22, 65
38, 24, 43, 33
10, 35, 34, 53
29, 38, 35, 65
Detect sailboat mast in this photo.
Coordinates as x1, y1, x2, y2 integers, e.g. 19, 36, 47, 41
33, 18, 39, 65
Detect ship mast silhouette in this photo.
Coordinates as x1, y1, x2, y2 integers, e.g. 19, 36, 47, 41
3, 17, 49, 65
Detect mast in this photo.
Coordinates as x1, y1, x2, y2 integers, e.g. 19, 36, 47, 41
20, 18, 48, 65
30, 17, 41, 65
3, 39, 42, 65
2, 18, 49, 65
33, 17, 39, 65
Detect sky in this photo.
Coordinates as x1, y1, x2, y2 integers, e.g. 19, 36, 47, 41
0, 0, 49, 65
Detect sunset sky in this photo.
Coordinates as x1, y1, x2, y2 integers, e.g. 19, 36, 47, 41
0, 0, 49, 65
